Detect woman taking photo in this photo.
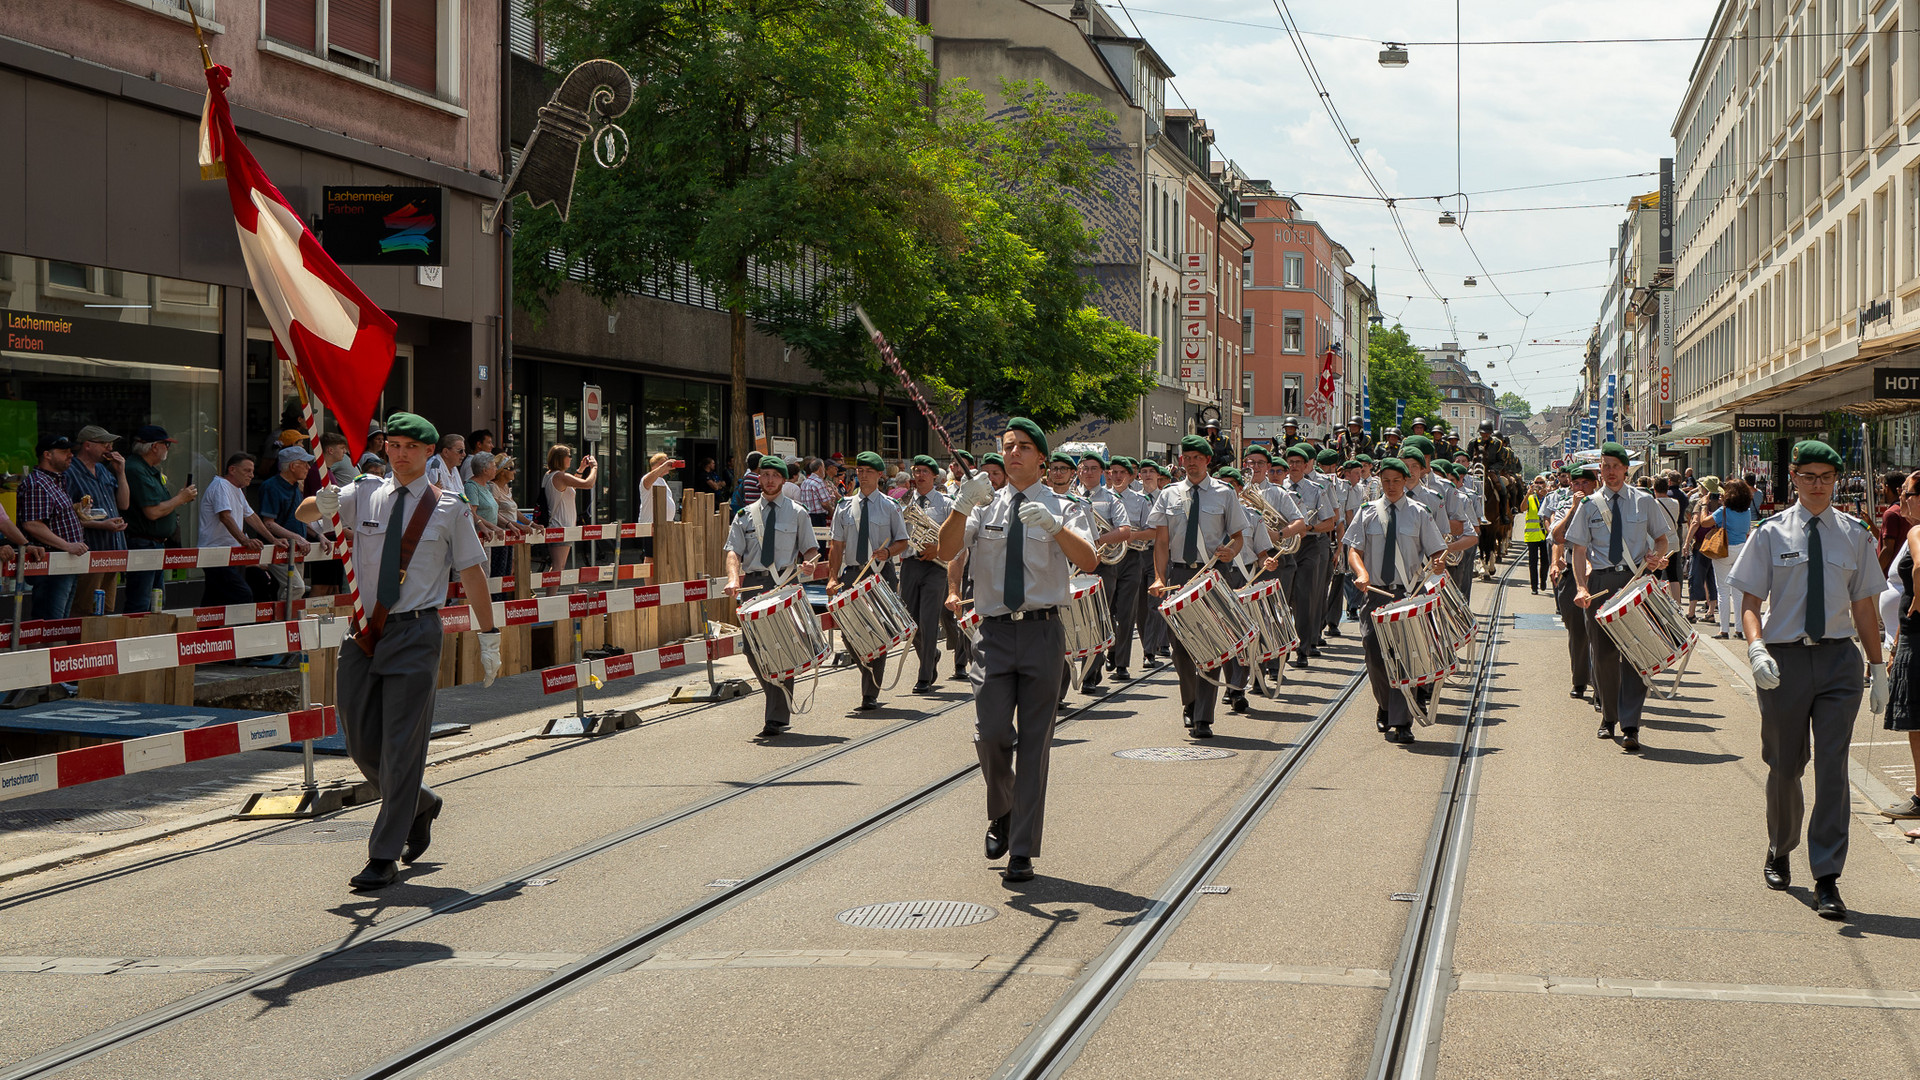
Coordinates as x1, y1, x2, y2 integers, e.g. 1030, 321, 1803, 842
1709, 477, 1755, 639
542, 443, 596, 572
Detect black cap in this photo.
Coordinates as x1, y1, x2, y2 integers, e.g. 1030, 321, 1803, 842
132, 425, 175, 444
36, 434, 72, 455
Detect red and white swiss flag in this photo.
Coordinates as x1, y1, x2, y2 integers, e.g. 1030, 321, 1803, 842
199, 64, 396, 462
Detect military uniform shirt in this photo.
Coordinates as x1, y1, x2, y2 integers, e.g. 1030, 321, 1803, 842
339, 474, 486, 614
1076, 483, 1126, 538
1421, 475, 1478, 537
962, 480, 1094, 617
1539, 488, 1574, 527
904, 486, 953, 521
829, 489, 909, 573
1728, 503, 1884, 643
1246, 478, 1304, 524
1284, 473, 1339, 529
725, 492, 818, 571
1563, 483, 1665, 571
1148, 476, 1250, 564
1344, 496, 1448, 581
1115, 486, 1152, 531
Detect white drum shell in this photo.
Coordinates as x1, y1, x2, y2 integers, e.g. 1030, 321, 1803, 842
1063, 574, 1117, 661
1159, 570, 1258, 672
1596, 578, 1697, 679
1370, 592, 1457, 689
1237, 578, 1298, 663
740, 585, 832, 681
827, 575, 916, 663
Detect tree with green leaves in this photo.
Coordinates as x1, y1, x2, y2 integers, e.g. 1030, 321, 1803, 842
1367, 325, 1440, 433
1495, 391, 1533, 417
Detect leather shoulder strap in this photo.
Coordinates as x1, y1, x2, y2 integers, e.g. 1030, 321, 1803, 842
354, 484, 442, 656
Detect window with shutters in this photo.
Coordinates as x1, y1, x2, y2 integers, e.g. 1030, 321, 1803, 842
261, 0, 446, 97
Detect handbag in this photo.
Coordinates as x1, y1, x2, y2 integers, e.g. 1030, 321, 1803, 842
1700, 524, 1729, 560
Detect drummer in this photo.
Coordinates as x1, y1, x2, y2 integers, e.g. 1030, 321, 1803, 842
1547, 464, 1596, 701
1149, 434, 1251, 739
724, 456, 821, 739
826, 450, 911, 712
1345, 457, 1449, 742
1568, 441, 1672, 752
1417, 445, 1479, 601
1316, 447, 1354, 640
901, 455, 955, 694
1242, 445, 1308, 675
935, 417, 1099, 883
1399, 442, 1477, 587
1282, 444, 1339, 667
1046, 450, 1087, 706
1214, 467, 1268, 714
1075, 450, 1132, 693
1338, 458, 1371, 625
1103, 456, 1151, 682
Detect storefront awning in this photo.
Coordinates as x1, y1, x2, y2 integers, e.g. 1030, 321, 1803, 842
1651, 419, 1733, 444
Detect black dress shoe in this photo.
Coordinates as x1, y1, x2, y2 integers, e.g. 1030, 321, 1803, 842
1003, 855, 1035, 882
912, 681, 935, 694
1815, 876, 1846, 919
1289, 656, 1309, 669
985, 814, 1010, 860
1389, 727, 1414, 744
402, 797, 442, 864
1326, 626, 1341, 639
1182, 702, 1194, 728
350, 859, 399, 890
1763, 855, 1790, 891
1376, 708, 1389, 733
1230, 693, 1250, 714
856, 698, 881, 712
1111, 668, 1130, 681
949, 670, 968, 681
1191, 722, 1214, 739
1596, 725, 1614, 740
1620, 730, 1641, 752
757, 723, 789, 738
1569, 687, 1585, 699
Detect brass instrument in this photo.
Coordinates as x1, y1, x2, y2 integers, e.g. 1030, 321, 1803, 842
900, 500, 947, 566
1087, 504, 1128, 565
1241, 485, 1300, 555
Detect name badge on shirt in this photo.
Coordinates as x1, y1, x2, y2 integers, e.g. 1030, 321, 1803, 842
1775, 550, 1807, 566
983, 524, 1005, 537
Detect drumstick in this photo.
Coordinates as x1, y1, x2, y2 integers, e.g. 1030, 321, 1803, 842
1364, 584, 1397, 598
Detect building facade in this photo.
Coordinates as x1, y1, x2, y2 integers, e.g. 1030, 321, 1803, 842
1241, 186, 1352, 443
1423, 343, 1497, 434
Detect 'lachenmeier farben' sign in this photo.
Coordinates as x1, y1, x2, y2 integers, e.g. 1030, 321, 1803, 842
320, 186, 443, 266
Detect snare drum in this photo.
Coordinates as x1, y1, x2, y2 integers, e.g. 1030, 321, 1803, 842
1370, 591, 1458, 710
1160, 570, 1257, 672
1595, 576, 1696, 689
1237, 577, 1298, 663
1417, 573, 1475, 652
826, 574, 916, 664
739, 584, 832, 681
1063, 574, 1116, 661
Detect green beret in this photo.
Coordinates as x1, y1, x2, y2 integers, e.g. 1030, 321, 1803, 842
1356, 454, 1374, 464
384, 412, 437, 445
1452, 450, 1469, 460
757, 456, 790, 478
982, 453, 1005, 467
1554, 464, 1570, 475
1284, 443, 1312, 461
1242, 444, 1273, 462
855, 451, 886, 470
1402, 435, 1434, 456
1342, 459, 1363, 471
1006, 417, 1049, 456
1179, 434, 1212, 456
1048, 450, 1077, 468
911, 454, 939, 471
1214, 466, 1243, 484
1400, 445, 1428, 465
1599, 441, 1630, 465
1315, 447, 1340, 465
1376, 458, 1411, 477
1791, 439, 1843, 468
1110, 456, 1136, 472
953, 450, 975, 465
1155, 462, 1176, 477
1567, 464, 1594, 480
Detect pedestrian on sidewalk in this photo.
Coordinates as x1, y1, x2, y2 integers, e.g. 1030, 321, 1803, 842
1711, 480, 1756, 639
19, 435, 88, 620
1733, 440, 1886, 920
1878, 472, 1920, 833
257, 445, 319, 606
198, 453, 273, 606
1687, 479, 1721, 624
299, 413, 500, 891
65, 425, 131, 614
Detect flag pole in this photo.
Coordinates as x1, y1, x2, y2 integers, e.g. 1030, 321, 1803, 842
183, 1, 215, 71
853, 305, 974, 480
288, 368, 365, 638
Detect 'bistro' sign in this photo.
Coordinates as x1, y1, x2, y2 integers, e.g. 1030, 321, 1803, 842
1732, 413, 1778, 431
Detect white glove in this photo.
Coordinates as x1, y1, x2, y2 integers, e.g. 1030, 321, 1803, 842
1018, 499, 1061, 536
1748, 640, 1780, 690
479, 630, 501, 687
1871, 670, 1891, 715
315, 484, 341, 520
952, 471, 994, 516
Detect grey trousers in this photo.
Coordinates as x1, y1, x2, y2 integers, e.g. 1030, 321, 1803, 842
1553, 568, 1591, 692
1139, 562, 1170, 656
1758, 640, 1864, 880
1294, 536, 1331, 648
899, 557, 947, 686
839, 566, 892, 700
1452, 547, 1475, 604
1584, 567, 1646, 730
1166, 563, 1242, 726
740, 570, 797, 728
1106, 549, 1148, 672
1360, 584, 1414, 730
1323, 551, 1347, 633
339, 613, 444, 861
972, 617, 1066, 859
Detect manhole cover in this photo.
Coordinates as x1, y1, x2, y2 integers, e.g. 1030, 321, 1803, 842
837, 900, 997, 930
253, 821, 374, 845
1113, 747, 1237, 761
0, 808, 148, 834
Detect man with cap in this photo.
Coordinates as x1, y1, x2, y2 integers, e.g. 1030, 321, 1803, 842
1042, 451, 1086, 707
1103, 456, 1151, 681
258, 443, 319, 605
1072, 450, 1131, 693
936, 417, 1098, 882
1406, 438, 1478, 601
1569, 442, 1672, 752
1315, 446, 1355, 639
944, 451, 976, 497
1548, 464, 1596, 700
724, 456, 822, 736
1336, 458, 1371, 624
827, 451, 911, 711
1282, 444, 1340, 662
1731, 440, 1886, 919
299, 413, 501, 891
1346, 457, 1450, 741
123, 426, 198, 613
1136, 461, 1175, 665
65, 424, 132, 613
900, 455, 957, 693
1241, 445, 1308, 656
1149, 435, 1251, 738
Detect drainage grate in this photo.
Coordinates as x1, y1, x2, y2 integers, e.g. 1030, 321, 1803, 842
0, 808, 148, 834
253, 821, 374, 845
1113, 747, 1237, 762
1198, 885, 1231, 895
1389, 892, 1420, 902
837, 900, 997, 930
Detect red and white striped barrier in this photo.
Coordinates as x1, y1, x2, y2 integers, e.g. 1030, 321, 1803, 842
0, 618, 348, 693
445, 577, 729, 632
0, 706, 337, 803
538, 634, 740, 695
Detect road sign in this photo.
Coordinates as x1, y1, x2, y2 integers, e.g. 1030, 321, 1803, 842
1625, 430, 1651, 448
1181, 318, 1206, 339
582, 384, 604, 442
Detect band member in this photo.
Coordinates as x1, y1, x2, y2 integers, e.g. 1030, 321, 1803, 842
1547, 464, 1594, 699
936, 418, 1099, 882
982, 453, 1008, 491
1149, 435, 1251, 738
826, 451, 910, 711
1399, 441, 1477, 595
1338, 458, 1369, 623
1214, 467, 1266, 714
1242, 445, 1308, 556
1104, 457, 1151, 681
944, 451, 975, 496
1346, 457, 1449, 742
1074, 451, 1130, 693
724, 457, 820, 737
1317, 447, 1353, 639
1282, 444, 1338, 664
1137, 462, 1173, 666
900, 455, 956, 693
1731, 440, 1887, 920
1569, 442, 1672, 751
1046, 451, 1084, 706
300, 413, 500, 891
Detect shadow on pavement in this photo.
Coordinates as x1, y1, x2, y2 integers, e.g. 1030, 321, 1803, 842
1631, 745, 1742, 765
247, 937, 460, 1015
750, 732, 850, 747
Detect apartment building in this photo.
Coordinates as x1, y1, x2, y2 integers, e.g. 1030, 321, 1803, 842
1240, 186, 1354, 442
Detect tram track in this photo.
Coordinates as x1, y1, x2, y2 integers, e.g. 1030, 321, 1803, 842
0, 659, 1170, 1080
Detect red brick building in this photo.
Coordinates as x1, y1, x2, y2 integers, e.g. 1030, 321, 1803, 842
1239, 185, 1352, 443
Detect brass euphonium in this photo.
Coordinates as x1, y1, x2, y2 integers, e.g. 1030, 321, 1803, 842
1086, 504, 1128, 565
900, 500, 947, 566
1240, 485, 1300, 555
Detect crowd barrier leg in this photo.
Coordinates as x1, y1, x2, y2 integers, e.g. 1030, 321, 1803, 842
239, 610, 370, 818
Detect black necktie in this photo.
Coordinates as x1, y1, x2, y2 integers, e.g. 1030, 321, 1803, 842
1185, 482, 1202, 563
1806, 515, 1825, 640
856, 493, 870, 565
378, 487, 407, 609
1608, 493, 1624, 566
1382, 501, 1399, 588
1006, 492, 1026, 610
759, 499, 776, 569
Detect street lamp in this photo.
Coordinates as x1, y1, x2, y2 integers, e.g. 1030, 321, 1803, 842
1379, 43, 1409, 68
1438, 209, 1457, 227
1463, 276, 1477, 287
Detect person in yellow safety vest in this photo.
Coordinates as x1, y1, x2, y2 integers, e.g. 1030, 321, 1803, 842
1524, 475, 1549, 595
